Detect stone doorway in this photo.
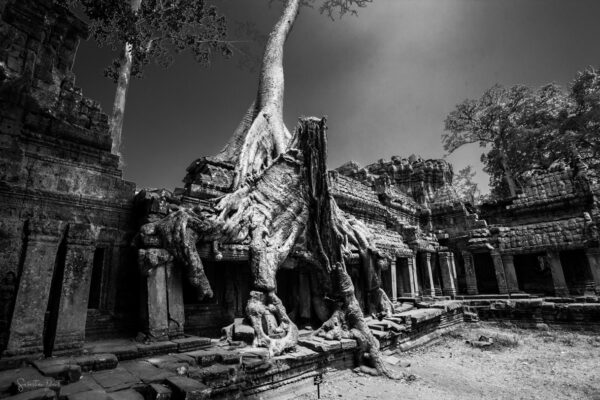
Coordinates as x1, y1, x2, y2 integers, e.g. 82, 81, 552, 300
514, 253, 554, 295
87, 248, 105, 310
473, 253, 499, 294
560, 250, 594, 295
396, 258, 412, 297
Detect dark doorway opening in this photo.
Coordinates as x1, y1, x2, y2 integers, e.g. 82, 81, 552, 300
88, 248, 104, 310
396, 258, 412, 296
472, 253, 499, 294
454, 252, 467, 294
44, 228, 68, 357
415, 252, 427, 295
514, 253, 554, 295
560, 250, 594, 295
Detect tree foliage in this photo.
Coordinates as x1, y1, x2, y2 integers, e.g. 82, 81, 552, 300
58, 0, 232, 81
443, 67, 600, 198
452, 165, 480, 204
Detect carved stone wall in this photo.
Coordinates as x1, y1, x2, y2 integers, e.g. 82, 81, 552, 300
0, 0, 136, 357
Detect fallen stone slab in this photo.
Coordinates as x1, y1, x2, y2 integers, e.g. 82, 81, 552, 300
119, 361, 175, 384
146, 383, 172, 400
297, 338, 340, 353
369, 330, 390, 340
108, 389, 144, 400
84, 341, 139, 362
171, 337, 211, 353
91, 367, 141, 393
32, 359, 81, 383
67, 390, 109, 400
73, 354, 118, 372
399, 308, 444, 324
383, 355, 401, 365
165, 376, 211, 400
0, 367, 46, 396
58, 378, 103, 399
8, 388, 56, 400
188, 364, 239, 387
136, 343, 177, 359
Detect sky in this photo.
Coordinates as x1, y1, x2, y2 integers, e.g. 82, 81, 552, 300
73, 0, 600, 192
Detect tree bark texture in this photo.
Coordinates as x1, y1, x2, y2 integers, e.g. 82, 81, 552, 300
212, 0, 301, 189
109, 0, 143, 166
139, 118, 402, 376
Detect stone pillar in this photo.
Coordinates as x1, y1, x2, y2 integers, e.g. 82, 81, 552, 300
585, 248, 600, 295
4, 220, 64, 357
490, 250, 508, 294
139, 248, 181, 340
166, 261, 185, 338
500, 254, 519, 294
449, 252, 458, 286
419, 252, 436, 297
53, 224, 96, 354
390, 259, 398, 301
430, 254, 443, 296
547, 251, 569, 297
438, 252, 457, 297
407, 255, 418, 297
462, 251, 478, 295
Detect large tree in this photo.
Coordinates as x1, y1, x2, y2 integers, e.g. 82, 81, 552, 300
139, 0, 405, 378
61, 0, 233, 165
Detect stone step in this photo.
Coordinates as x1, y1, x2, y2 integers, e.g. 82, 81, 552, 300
165, 376, 211, 400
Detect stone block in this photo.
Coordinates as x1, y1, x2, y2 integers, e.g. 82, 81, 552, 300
147, 384, 172, 400
67, 390, 109, 400
297, 338, 340, 353
171, 337, 210, 353
165, 376, 210, 400
59, 379, 99, 398
108, 389, 144, 400
120, 361, 175, 384
9, 388, 57, 400
91, 367, 141, 393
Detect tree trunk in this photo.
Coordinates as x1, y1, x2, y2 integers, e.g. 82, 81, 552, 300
213, 0, 301, 189
109, 0, 143, 167
499, 151, 518, 197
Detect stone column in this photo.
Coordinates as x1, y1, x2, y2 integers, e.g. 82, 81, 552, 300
490, 250, 508, 294
4, 220, 64, 357
438, 252, 457, 297
449, 252, 458, 286
419, 252, 436, 297
547, 251, 569, 297
53, 224, 96, 354
500, 254, 519, 294
166, 261, 185, 338
139, 248, 176, 340
585, 248, 600, 295
462, 251, 478, 295
390, 259, 398, 301
407, 255, 418, 297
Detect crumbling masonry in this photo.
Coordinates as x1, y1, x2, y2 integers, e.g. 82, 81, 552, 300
1, 0, 600, 390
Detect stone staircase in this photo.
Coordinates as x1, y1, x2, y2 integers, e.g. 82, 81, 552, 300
0, 301, 467, 400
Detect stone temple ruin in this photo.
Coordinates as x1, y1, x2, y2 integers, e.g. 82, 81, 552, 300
0, 1, 599, 399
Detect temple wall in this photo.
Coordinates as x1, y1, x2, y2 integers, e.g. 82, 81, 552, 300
0, 0, 137, 358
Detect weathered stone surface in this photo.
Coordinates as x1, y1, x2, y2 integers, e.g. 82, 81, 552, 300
91, 367, 141, 393
165, 376, 210, 400
108, 389, 144, 400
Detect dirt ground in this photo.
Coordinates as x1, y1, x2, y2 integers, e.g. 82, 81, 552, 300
299, 322, 600, 400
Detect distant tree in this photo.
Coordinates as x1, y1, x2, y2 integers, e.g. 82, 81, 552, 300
443, 83, 570, 198
59, 0, 233, 165
452, 165, 480, 204
557, 67, 600, 174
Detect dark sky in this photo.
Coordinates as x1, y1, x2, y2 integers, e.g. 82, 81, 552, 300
73, 0, 600, 192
